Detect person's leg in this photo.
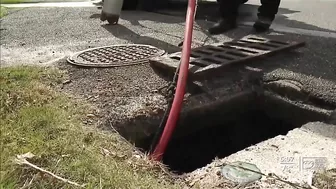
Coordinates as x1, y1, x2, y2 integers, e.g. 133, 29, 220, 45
218, 0, 240, 20
253, 0, 281, 32
208, 0, 247, 35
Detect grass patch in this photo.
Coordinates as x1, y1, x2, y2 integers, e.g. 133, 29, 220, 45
0, 6, 8, 18
0, 66, 182, 189
0, 0, 23, 4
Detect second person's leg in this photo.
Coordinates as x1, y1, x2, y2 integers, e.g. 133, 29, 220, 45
253, 0, 281, 32
208, 0, 248, 35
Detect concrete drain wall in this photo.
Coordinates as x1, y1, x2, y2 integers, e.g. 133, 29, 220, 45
113, 90, 331, 174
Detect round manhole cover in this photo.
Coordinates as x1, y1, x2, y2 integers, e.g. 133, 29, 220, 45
67, 44, 166, 67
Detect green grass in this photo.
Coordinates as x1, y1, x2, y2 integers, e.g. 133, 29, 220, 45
0, 0, 23, 4
0, 0, 29, 4
0, 6, 8, 18
0, 66, 182, 189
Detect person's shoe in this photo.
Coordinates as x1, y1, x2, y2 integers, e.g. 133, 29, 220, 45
253, 16, 273, 32
208, 18, 237, 35
93, 0, 103, 6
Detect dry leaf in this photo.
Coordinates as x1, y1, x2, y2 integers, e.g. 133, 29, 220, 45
15, 152, 35, 165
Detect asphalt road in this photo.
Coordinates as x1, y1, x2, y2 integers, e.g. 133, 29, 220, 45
242, 0, 336, 32
0, 0, 335, 104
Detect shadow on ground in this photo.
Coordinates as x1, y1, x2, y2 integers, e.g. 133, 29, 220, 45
147, 2, 336, 34
89, 1, 336, 52
87, 3, 336, 84
93, 1, 336, 40
102, 24, 181, 53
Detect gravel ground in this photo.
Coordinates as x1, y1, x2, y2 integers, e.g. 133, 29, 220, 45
56, 59, 248, 145
57, 61, 170, 142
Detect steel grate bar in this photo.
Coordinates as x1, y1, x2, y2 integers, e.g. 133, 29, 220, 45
149, 35, 305, 78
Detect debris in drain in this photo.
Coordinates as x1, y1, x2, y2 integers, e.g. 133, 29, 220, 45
221, 161, 262, 184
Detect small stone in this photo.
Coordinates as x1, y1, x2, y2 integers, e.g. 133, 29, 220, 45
62, 80, 71, 84
101, 148, 110, 156
87, 114, 95, 118
271, 144, 279, 149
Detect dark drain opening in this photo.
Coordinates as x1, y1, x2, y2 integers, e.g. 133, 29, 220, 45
114, 91, 328, 175
137, 92, 327, 174
162, 108, 296, 174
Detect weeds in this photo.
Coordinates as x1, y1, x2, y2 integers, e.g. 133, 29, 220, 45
0, 66, 182, 189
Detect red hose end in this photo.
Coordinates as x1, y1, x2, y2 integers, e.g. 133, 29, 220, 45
149, 151, 163, 161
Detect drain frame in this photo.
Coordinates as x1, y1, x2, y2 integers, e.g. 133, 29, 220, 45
67, 44, 166, 68
149, 35, 305, 78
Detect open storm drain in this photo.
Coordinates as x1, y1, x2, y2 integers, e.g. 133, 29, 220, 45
116, 90, 331, 174
67, 44, 166, 67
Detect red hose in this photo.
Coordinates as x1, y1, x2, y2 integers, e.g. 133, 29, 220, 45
150, 0, 197, 161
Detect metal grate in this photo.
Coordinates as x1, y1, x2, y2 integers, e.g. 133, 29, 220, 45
67, 44, 166, 67
149, 35, 305, 78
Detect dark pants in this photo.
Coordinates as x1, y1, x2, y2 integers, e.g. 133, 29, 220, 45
217, 0, 280, 21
